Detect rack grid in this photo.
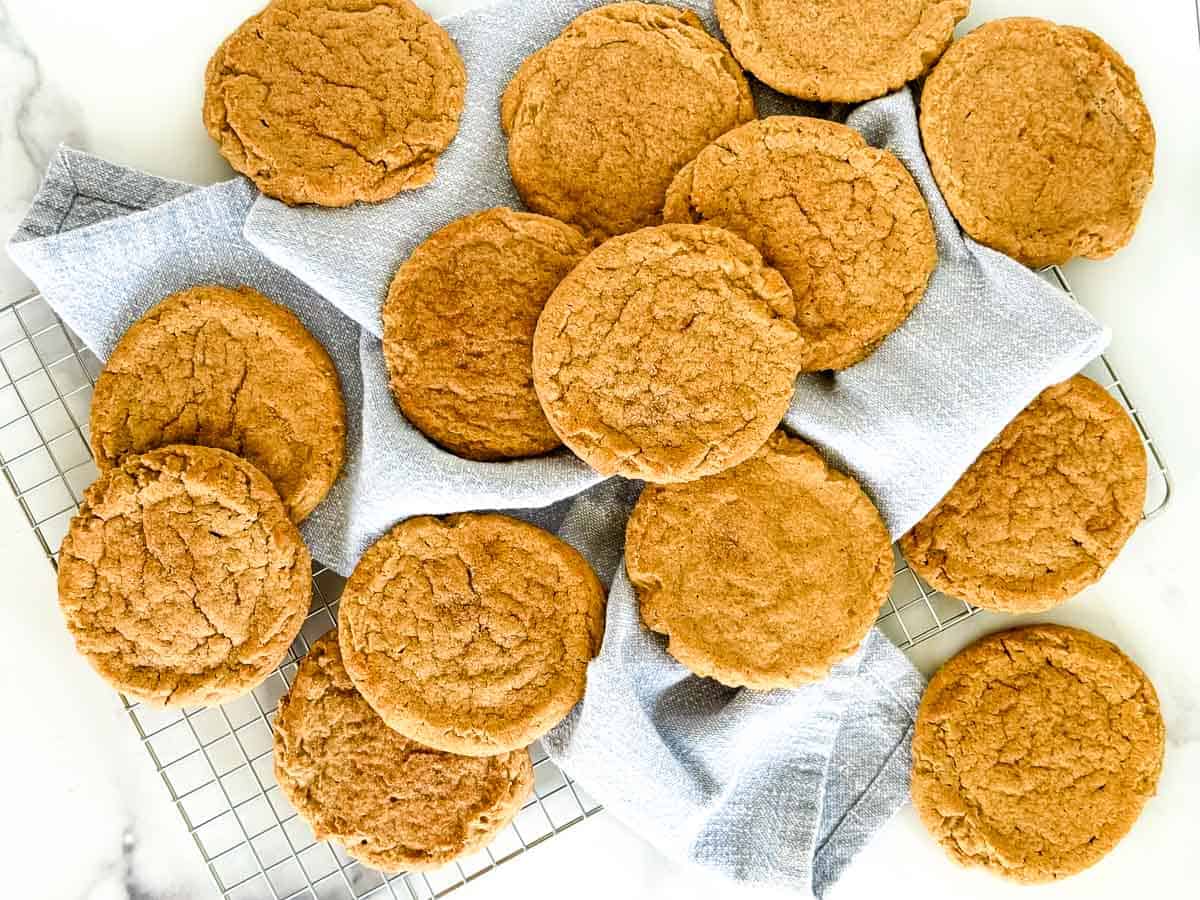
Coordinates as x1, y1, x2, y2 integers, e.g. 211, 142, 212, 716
0, 267, 1171, 900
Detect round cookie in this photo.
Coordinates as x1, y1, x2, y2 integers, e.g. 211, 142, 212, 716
90, 285, 346, 523
274, 631, 533, 872
912, 624, 1165, 882
664, 117, 937, 371
900, 375, 1146, 612
58, 445, 311, 706
500, 2, 756, 240
626, 431, 893, 688
715, 0, 969, 102
382, 209, 590, 460
337, 513, 606, 756
920, 17, 1155, 267
204, 0, 466, 207
533, 224, 804, 483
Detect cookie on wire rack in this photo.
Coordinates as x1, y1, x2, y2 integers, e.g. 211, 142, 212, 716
89, 284, 345, 523
912, 624, 1165, 882
900, 375, 1147, 612
57, 445, 311, 706
274, 631, 533, 872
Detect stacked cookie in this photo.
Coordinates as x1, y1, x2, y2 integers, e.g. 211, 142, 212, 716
273, 633, 533, 872
51, 0, 1165, 882
277, 512, 606, 869
59, 285, 346, 705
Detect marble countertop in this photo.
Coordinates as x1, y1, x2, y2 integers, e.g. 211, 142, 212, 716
2, 1, 1197, 898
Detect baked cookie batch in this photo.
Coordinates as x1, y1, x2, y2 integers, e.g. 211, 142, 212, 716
53, 0, 1164, 883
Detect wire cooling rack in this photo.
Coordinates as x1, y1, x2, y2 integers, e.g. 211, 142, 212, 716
0, 268, 1172, 900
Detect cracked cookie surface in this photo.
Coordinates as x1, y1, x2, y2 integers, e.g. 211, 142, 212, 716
912, 624, 1164, 882
920, 17, 1155, 267
90, 285, 346, 523
900, 375, 1146, 612
274, 631, 533, 871
533, 224, 803, 483
203, 0, 466, 206
382, 208, 589, 460
715, 0, 968, 102
58, 445, 311, 706
626, 431, 893, 688
337, 513, 606, 756
664, 117, 937, 371
500, 2, 756, 241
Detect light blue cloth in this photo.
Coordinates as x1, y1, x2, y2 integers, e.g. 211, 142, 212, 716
6, 1, 1110, 895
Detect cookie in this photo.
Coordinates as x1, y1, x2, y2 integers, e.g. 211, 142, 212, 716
90, 285, 346, 523
626, 431, 893, 688
57, 445, 311, 706
500, 2, 756, 240
203, 0, 466, 206
912, 624, 1165, 882
900, 375, 1146, 612
274, 631, 533, 872
382, 209, 590, 460
715, 0, 968, 102
664, 116, 937, 371
337, 513, 606, 756
533, 224, 804, 483
920, 18, 1155, 267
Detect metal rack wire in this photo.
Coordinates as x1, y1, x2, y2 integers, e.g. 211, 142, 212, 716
0, 268, 1172, 900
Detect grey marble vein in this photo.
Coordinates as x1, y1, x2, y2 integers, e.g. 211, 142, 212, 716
0, 0, 86, 304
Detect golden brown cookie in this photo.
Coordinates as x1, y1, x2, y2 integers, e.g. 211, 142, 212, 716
203, 0, 466, 207
57, 445, 311, 706
900, 375, 1146, 612
920, 18, 1155, 267
912, 624, 1165, 882
533, 224, 804, 483
664, 117, 937, 371
626, 431, 893, 688
500, 2, 756, 240
90, 285, 345, 523
338, 513, 606, 756
715, 0, 969, 102
382, 209, 590, 460
274, 631, 533, 872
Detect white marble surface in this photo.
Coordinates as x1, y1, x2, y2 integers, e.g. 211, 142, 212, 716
1, 1, 1198, 898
